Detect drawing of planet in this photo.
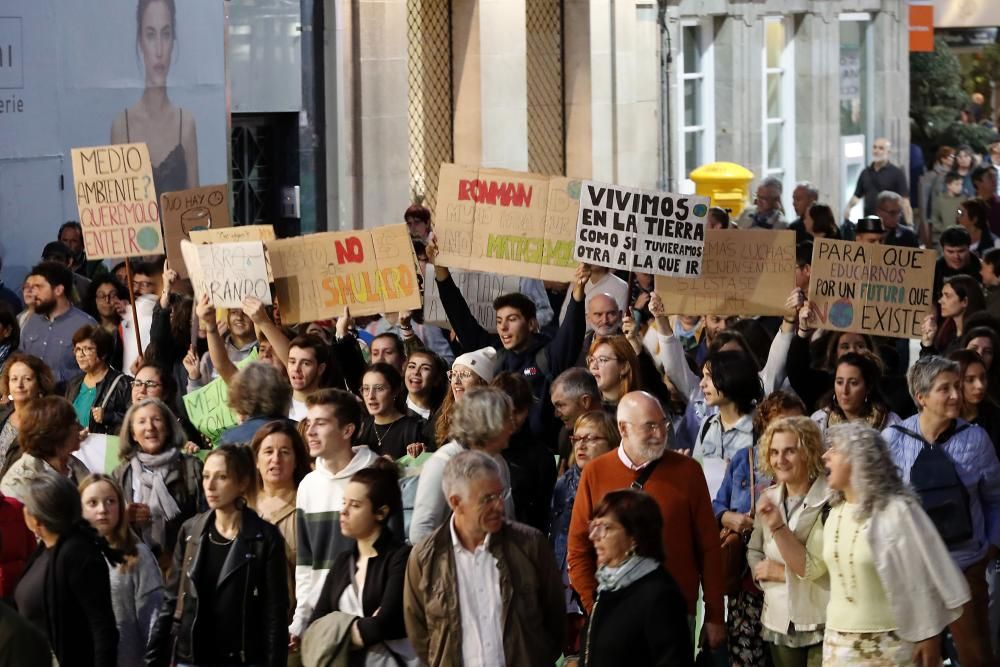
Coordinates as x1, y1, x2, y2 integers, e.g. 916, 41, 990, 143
829, 299, 854, 329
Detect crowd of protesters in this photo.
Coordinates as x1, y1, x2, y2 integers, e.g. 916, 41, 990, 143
0, 140, 999, 667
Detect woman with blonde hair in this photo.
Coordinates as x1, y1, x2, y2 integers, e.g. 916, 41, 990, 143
761, 423, 969, 666
431, 346, 496, 449
748, 416, 829, 666
80, 473, 164, 667
550, 410, 620, 657
586, 335, 640, 409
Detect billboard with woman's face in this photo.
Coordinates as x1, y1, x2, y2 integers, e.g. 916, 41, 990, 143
0, 0, 225, 286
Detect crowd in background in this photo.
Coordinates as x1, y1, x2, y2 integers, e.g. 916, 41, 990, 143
0, 135, 999, 667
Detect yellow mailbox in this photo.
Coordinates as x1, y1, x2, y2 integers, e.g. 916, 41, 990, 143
688, 162, 754, 218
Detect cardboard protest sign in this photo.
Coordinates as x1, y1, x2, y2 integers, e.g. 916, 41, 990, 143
161, 184, 232, 278
71, 143, 165, 259
190, 224, 275, 244
180, 239, 271, 308
433, 164, 578, 282
267, 223, 421, 323
654, 229, 796, 315
183, 350, 258, 443
808, 239, 935, 339
422, 264, 521, 330
191, 225, 276, 281
575, 181, 709, 277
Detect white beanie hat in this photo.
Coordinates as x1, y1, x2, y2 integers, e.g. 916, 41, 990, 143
453, 346, 499, 383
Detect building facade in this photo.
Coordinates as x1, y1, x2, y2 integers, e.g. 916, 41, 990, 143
233, 0, 911, 231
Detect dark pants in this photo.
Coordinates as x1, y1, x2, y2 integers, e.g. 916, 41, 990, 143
949, 558, 998, 667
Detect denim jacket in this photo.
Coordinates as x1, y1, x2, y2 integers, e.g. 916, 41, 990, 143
711, 446, 770, 520
550, 465, 581, 572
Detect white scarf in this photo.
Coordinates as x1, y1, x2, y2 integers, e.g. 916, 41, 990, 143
130, 449, 182, 550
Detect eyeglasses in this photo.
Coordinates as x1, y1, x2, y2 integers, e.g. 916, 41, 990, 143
74, 345, 97, 355
621, 419, 669, 436
133, 380, 161, 390
877, 208, 902, 217
95, 292, 117, 302
447, 369, 476, 381
132, 280, 155, 291
588, 520, 621, 540
477, 488, 512, 509
361, 384, 387, 395
570, 434, 609, 445
586, 355, 620, 367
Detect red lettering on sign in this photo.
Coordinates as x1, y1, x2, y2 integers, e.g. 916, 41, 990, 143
334, 237, 365, 264
457, 179, 534, 208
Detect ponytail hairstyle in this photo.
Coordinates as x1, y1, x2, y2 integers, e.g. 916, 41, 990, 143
349, 458, 402, 526
204, 445, 257, 510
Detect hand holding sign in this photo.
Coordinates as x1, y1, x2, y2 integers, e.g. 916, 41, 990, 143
196, 294, 217, 330
242, 296, 268, 326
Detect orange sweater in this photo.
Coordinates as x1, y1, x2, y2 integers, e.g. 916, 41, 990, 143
567, 449, 725, 623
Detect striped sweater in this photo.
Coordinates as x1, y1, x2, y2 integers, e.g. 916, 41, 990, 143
290, 446, 379, 637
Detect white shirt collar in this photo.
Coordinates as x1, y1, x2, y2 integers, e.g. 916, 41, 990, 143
450, 515, 491, 554
617, 445, 652, 471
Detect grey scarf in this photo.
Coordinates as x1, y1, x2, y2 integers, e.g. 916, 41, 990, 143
130, 449, 182, 550
595, 555, 660, 593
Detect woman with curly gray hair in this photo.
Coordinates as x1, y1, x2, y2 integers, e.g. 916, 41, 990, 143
408, 386, 516, 544
806, 422, 970, 666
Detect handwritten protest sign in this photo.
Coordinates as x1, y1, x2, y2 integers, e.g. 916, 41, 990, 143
71, 143, 165, 259
190, 224, 275, 244
808, 239, 935, 339
267, 224, 420, 323
433, 164, 579, 282
184, 350, 258, 443
161, 184, 232, 278
655, 230, 796, 315
423, 265, 521, 330
575, 181, 708, 277
180, 239, 271, 308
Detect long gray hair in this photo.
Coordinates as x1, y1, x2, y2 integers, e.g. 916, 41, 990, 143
826, 422, 915, 520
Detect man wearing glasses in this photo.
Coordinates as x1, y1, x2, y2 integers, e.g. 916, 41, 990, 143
404, 449, 564, 667
736, 177, 787, 230
874, 190, 919, 248
843, 137, 913, 224
567, 391, 726, 654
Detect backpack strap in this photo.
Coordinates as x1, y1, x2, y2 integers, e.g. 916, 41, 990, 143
699, 413, 719, 447
890, 422, 971, 447
100, 373, 126, 410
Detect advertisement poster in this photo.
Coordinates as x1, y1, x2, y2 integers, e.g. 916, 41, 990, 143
0, 0, 226, 289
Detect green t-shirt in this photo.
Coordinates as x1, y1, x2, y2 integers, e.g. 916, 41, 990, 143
73, 382, 98, 429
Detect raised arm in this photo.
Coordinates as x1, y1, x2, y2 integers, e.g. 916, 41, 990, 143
243, 296, 290, 365
196, 294, 238, 384
648, 293, 699, 398
425, 238, 498, 351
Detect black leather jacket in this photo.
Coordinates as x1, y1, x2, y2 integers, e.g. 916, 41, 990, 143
64, 368, 132, 435
145, 508, 288, 667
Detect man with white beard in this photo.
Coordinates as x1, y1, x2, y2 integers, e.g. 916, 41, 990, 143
566, 391, 727, 652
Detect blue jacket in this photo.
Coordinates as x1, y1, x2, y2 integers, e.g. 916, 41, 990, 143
711, 446, 770, 519
550, 464, 581, 572
884, 415, 1000, 570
